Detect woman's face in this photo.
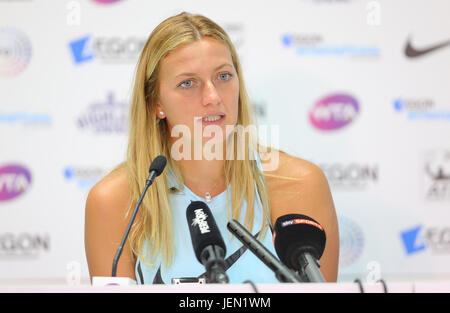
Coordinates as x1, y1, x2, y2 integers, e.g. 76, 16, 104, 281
156, 37, 240, 149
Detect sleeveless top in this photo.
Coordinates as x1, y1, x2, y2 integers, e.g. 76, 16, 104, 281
135, 154, 280, 284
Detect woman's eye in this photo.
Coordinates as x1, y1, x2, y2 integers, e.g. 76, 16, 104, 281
179, 80, 194, 88
218, 73, 232, 81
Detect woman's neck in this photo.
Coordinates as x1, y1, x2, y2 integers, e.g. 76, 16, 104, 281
176, 158, 226, 198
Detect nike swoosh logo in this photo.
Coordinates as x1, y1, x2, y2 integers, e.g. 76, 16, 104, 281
405, 37, 450, 58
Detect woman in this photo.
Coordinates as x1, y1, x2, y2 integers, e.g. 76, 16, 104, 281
85, 12, 339, 284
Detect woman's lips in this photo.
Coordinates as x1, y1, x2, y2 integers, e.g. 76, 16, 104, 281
200, 114, 226, 126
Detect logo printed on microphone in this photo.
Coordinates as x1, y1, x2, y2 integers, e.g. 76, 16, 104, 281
191, 209, 210, 234
281, 218, 323, 231
309, 93, 360, 131
0, 165, 32, 201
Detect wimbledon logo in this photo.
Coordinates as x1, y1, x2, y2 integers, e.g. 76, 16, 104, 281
309, 93, 359, 131
0, 164, 32, 201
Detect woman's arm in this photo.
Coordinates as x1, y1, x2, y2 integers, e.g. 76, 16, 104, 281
263, 151, 339, 282
84, 167, 137, 281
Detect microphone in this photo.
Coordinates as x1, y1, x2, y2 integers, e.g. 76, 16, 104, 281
227, 219, 302, 283
147, 155, 167, 183
111, 155, 167, 277
273, 214, 326, 282
186, 201, 229, 284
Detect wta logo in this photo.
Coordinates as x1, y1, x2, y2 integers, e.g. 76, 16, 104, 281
309, 93, 359, 131
0, 28, 32, 77
0, 165, 32, 201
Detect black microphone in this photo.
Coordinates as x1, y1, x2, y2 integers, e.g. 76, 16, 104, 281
227, 219, 302, 283
111, 155, 167, 277
186, 201, 229, 284
273, 214, 326, 282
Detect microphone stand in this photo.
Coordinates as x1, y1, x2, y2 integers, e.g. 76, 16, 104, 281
201, 246, 229, 284
111, 166, 162, 277
227, 220, 303, 283
295, 250, 326, 283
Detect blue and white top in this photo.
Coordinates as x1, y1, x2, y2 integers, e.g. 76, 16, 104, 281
135, 154, 279, 284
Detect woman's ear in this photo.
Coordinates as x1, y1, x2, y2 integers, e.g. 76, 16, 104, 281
155, 103, 165, 119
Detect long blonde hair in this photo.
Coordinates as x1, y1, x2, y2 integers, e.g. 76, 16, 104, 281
126, 12, 270, 267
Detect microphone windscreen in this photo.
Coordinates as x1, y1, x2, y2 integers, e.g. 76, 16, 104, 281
273, 214, 326, 267
186, 201, 226, 263
149, 155, 167, 177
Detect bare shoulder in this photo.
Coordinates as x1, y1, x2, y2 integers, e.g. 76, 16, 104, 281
261, 150, 339, 281
260, 149, 333, 218
85, 163, 137, 279
86, 164, 131, 217
261, 150, 327, 189
278, 150, 322, 175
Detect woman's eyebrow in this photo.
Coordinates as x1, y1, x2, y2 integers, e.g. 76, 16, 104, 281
174, 63, 233, 79
214, 63, 233, 71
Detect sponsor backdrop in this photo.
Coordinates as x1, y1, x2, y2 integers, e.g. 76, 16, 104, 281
1, 0, 449, 284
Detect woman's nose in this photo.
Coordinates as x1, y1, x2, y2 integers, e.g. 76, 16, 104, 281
202, 81, 221, 107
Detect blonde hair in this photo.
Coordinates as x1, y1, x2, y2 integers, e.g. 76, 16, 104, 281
126, 12, 270, 268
